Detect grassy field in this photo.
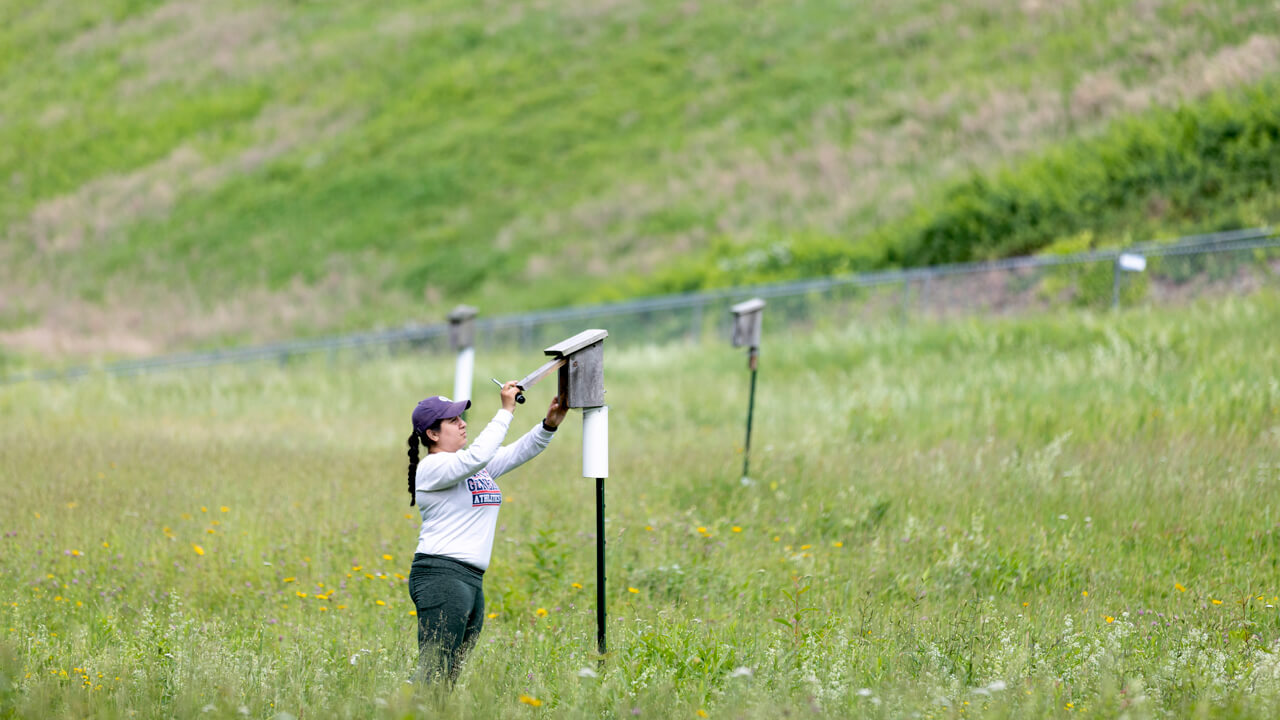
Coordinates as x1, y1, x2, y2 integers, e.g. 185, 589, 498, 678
2, 290, 1279, 717
3, 0, 1279, 355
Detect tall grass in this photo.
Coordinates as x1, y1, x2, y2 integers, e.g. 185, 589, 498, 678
2, 291, 1279, 717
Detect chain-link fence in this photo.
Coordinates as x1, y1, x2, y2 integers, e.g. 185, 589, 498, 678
5, 227, 1277, 384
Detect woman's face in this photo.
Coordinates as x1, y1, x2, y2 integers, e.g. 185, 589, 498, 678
428, 416, 467, 453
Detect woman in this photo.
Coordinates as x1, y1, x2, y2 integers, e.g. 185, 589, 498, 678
405, 381, 567, 682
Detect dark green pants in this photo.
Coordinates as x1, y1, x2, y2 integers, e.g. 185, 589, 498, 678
407, 553, 486, 683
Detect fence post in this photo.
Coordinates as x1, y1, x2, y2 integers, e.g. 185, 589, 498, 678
521, 319, 534, 349
1112, 257, 1121, 309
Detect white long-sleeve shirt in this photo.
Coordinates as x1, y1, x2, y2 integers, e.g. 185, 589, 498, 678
413, 409, 555, 570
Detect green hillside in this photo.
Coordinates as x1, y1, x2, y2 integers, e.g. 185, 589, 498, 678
2, 0, 1279, 357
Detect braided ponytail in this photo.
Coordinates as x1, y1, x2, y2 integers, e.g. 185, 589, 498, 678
406, 432, 420, 506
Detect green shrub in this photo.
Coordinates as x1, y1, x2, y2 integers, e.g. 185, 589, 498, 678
887, 84, 1280, 267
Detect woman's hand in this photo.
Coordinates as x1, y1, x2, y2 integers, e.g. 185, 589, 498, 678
499, 381, 520, 412
544, 394, 568, 429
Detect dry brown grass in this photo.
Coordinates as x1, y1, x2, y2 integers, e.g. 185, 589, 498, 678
64, 0, 295, 95
512, 31, 1280, 278
0, 255, 399, 358
23, 105, 360, 257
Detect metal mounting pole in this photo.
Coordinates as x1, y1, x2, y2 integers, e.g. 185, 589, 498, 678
595, 477, 606, 656
582, 403, 609, 657
743, 347, 759, 480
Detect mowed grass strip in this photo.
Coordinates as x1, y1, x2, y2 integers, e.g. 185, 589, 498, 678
1, 292, 1279, 718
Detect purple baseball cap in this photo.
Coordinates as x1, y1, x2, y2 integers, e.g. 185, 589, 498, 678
412, 396, 471, 432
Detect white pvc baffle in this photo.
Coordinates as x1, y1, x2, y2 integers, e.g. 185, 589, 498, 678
453, 346, 475, 404
1119, 253, 1147, 272
582, 406, 609, 478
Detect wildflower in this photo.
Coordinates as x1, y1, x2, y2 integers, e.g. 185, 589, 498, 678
351, 565, 362, 572
571, 582, 583, 590
201, 507, 207, 513
772, 536, 779, 542
628, 587, 639, 594
487, 612, 498, 619
1105, 616, 1114, 624
1211, 599, 1223, 605
206, 529, 216, 535
1175, 583, 1186, 592
697, 710, 708, 718
319, 607, 328, 612
535, 608, 548, 617
696, 526, 707, 533
1081, 591, 1088, 597
644, 525, 653, 531
296, 592, 307, 598
375, 600, 386, 606
800, 544, 811, 550
728, 666, 753, 679
577, 666, 599, 678
101, 542, 109, 548
408, 610, 416, 616
404, 513, 413, 519
731, 526, 742, 533
283, 577, 295, 583
382, 554, 393, 561
519, 694, 542, 707
220, 506, 229, 512
833, 541, 844, 548
192, 544, 205, 556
